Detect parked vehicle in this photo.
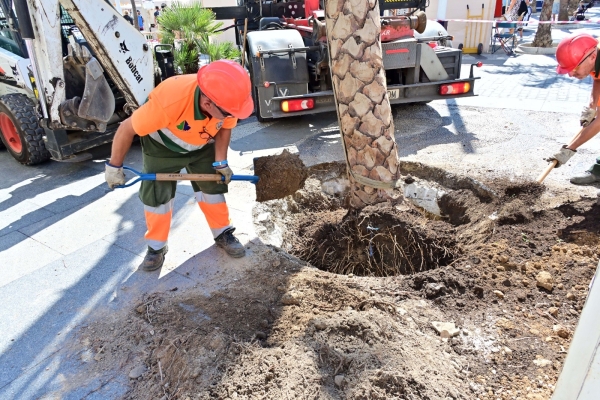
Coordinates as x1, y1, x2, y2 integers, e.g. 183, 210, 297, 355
212, 0, 480, 122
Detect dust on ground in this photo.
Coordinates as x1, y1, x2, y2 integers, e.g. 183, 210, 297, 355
72, 162, 598, 400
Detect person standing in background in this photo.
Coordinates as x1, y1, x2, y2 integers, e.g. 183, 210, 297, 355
552, 0, 560, 21
123, 10, 133, 25
137, 10, 144, 31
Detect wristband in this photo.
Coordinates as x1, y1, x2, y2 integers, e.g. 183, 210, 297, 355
106, 161, 123, 168
212, 160, 228, 167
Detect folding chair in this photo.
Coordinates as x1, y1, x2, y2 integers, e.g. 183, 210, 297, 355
490, 21, 518, 55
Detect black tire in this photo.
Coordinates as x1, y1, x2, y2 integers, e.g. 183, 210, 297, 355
0, 93, 50, 165
477, 43, 483, 55
458, 43, 463, 50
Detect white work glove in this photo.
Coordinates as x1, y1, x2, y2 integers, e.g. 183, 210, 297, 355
545, 145, 576, 168
580, 106, 596, 127
105, 162, 126, 189
215, 165, 233, 184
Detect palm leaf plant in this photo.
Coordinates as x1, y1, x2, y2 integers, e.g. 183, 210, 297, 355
158, 1, 238, 74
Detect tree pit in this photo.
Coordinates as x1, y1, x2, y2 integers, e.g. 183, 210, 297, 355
287, 203, 458, 277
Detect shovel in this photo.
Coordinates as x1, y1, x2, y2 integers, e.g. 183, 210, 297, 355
114, 150, 309, 202
115, 166, 259, 188
537, 126, 585, 184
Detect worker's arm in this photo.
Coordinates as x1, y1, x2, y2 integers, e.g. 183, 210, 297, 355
213, 127, 231, 162
104, 117, 137, 189
547, 116, 600, 168
213, 126, 233, 184
108, 117, 137, 167
590, 79, 600, 109
567, 116, 600, 150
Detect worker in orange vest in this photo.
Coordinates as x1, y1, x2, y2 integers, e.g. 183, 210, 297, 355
547, 33, 600, 185
105, 60, 254, 271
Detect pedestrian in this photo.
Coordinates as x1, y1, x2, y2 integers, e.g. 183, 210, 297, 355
123, 10, 133, 25
104, 60, 254, 271
154, 6, 160, 26
503, 0, 519, 21
552, 0, 560, 21
547, 33, 600, 185
137, 10, 144, 31
517, 0, 531, 39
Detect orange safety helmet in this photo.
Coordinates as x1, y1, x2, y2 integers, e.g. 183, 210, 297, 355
556, 33, 598, 74
197, 60, 254, 119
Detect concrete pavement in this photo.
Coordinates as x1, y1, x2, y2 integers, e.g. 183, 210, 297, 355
3, 20, 600, 398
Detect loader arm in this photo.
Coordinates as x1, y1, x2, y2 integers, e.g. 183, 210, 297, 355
20, 0, 153, 130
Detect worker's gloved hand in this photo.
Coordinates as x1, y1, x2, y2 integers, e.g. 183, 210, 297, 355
580, 106, 596, 127
215, 165, 233, 184
545, 145, 576, 168
105, 162, 126, 189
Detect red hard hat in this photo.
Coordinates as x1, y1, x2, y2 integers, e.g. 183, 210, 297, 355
556, 33, 597, 74
197, 60, 254, 119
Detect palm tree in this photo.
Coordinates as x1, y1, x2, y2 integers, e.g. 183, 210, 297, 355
324, 0, 401, 208
532, 0, 554, 47
158, 1, 230, 73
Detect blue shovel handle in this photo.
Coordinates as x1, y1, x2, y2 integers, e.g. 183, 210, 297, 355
114, 166, 259, 188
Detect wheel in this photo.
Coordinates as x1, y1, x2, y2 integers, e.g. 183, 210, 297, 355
458, 43, 463, 50
477, 43, 483, 55
0, 93, 50, 165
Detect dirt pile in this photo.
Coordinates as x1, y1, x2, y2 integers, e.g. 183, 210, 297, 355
254, 149, 308, 202
76, 162, 598, 400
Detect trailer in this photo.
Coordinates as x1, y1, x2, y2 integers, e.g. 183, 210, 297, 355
212, 0, 481, 122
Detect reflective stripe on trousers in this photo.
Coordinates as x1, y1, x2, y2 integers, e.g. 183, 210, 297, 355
144, 199, 174, 251
195, 191, 232, 237
144, 193, 231, 251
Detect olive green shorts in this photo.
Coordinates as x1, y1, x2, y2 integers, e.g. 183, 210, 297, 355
139, 136, 227, 207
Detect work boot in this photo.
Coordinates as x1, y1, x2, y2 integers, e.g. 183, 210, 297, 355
214, 228, 246, 258
570, 171, 600, 185
140, 246, 168, 271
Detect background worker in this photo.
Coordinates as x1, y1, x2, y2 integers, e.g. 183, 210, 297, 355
547, 33, 600, 184
104, 60, 254, 271
123, 10, 133, 25
137, 10, 144, 31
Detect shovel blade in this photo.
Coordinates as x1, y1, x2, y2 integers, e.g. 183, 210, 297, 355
253, 149, 308, 202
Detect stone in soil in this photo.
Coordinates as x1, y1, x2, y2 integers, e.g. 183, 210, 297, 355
536, 271, 554, 291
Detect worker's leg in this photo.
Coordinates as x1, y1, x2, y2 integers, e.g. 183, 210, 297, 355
570, 156, 600, 185
138, 136, 187, 270
187, 144, 245, 258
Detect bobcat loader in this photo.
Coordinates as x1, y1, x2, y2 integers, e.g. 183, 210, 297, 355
0, 0, 167, 165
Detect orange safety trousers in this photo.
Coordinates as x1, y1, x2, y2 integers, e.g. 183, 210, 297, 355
144, 192, 231, 251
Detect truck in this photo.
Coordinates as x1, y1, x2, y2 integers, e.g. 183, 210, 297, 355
211, 0, 480, 122
0, 0, 479, 165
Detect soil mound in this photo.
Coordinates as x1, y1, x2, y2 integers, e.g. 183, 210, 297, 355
74, 163, 599, 400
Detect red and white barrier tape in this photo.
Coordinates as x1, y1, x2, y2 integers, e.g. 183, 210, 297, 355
434, 18, 600, 25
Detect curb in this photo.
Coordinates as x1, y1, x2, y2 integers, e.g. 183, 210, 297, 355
515, 43, 558, 55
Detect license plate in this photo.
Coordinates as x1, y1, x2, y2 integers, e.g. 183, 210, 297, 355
387, 89, 400, 100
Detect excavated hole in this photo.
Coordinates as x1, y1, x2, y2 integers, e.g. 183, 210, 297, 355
254, 162, 462, 277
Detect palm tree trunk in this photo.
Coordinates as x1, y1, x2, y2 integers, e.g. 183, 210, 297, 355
558, 0, 569, 21
324, 0, 401, 208
532, 0, 553, 47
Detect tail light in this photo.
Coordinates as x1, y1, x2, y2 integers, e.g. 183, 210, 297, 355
281, 98, 315, 112
439, 82, 471, 95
